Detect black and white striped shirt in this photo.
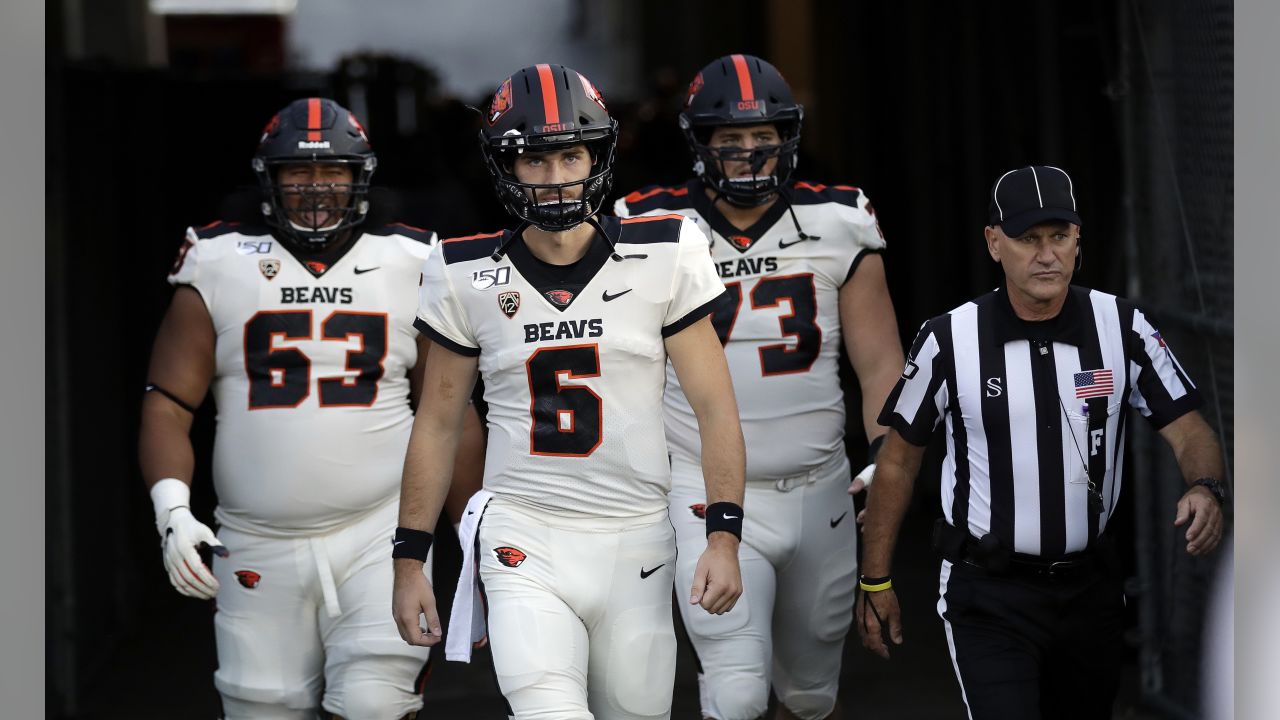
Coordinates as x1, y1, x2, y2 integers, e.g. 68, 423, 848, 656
880, 285, 1201, 557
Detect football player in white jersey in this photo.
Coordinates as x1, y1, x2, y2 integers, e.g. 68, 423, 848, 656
138, 98, 483, 720
614, 55, 906, 720
390, 64, 746, 720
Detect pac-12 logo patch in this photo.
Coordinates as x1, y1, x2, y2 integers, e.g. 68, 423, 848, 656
498, 291, 521, 319
689, 504, 707, 519
259, 259, 281, 280
235, 570, 261, 589
493, 546, 528, 568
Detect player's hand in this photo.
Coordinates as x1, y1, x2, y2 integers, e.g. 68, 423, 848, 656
392, 559, 442, 647
158, 506, 227, 600
1174, 486, 1225, 556
856, 587, 903, 659
847, 462, 875, 496
690, 532, 743, 615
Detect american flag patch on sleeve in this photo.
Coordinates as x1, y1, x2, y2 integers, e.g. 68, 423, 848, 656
1074, 369, 1114, 399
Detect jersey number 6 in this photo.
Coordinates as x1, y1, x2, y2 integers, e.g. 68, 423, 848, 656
244, 310, 388, 409
526, 344, 602, 457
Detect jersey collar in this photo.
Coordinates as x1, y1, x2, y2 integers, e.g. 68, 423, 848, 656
989, 284, 1088, 347
689, 178, 790, 254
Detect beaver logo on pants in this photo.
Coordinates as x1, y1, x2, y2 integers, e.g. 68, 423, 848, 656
493, 546, 528, 568
234, 570, 262, 589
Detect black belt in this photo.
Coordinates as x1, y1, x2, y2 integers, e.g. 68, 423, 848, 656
932, 519, 1100, 580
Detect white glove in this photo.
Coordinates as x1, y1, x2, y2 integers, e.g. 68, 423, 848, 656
151, 478, 227, 600
848, 463, 875, 495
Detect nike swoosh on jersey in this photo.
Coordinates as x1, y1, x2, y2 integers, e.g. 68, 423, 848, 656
830, 512, 848, 528
778, 236, 819, 249
602, 288, 633, 302
353, 266, 380, 274
640, 564, 665, 579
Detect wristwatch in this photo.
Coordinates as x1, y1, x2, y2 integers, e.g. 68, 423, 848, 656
1192, 477, 1228, 505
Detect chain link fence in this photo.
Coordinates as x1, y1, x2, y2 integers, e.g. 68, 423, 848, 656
1121, 1, 1233, 717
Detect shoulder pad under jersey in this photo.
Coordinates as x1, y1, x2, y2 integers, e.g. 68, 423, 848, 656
366, 222, 436, 245
617, 214, 685, 244
786, 181, 865, 208
439, 231, 504, 264
618, 183, 695, 215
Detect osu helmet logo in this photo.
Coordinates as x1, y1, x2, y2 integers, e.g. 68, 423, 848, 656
235, 570, 262, 589
259, 113, 280, 144
689, 504, 706, 519
544, 289, 574, 307
685, 72, 704, 108
493, 546, 528, 568
727, 235, 753, 252
305, 260, 328, 275
347, 112, 370, 144
578, 72, 607, 113
488, 77, 513, 126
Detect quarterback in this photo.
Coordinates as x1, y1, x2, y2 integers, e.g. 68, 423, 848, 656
391, 64, 746, 720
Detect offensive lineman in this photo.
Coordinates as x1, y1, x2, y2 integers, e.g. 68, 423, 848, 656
391, 64, 746, 720
139, 98, 483, 720
615, 55, 905, 720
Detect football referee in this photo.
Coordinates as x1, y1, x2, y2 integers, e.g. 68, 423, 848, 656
855, 165, 1227, 719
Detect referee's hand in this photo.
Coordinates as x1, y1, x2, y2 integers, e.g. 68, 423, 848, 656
1174, 486, 1225, 556
856, 588, 903, 659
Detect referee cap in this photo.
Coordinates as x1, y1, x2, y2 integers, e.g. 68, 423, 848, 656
988, 165, 1082, 237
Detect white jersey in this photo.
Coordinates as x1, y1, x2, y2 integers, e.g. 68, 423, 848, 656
615, 180, 886, 481
168, 220, 436, 537
416, 215, 725, 518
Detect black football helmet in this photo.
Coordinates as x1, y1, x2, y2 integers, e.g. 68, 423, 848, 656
679, 55, 804, 207
478, 64, 619, 232
252, 98, 377, 251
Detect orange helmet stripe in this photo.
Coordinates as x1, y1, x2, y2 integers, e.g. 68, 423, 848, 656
731, 54, 755, 102
306, 97, 322, 141
536, 64, 560, 125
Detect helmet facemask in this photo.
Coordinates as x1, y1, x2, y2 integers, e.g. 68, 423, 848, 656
684, 119, 801, 208
480, 125, 617, 232
254, 156, 375, 251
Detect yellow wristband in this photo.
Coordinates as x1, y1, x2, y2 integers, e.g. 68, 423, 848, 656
859, 578, 893, 592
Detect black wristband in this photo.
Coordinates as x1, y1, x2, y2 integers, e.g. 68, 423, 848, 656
391, 527, 434, 562
867, 434, 886, 463
704, 502, 743, 540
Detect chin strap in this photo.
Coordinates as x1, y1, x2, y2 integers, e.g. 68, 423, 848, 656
490, 221, 528, 261
780, 192, 821, 242
585, 216, 624, 262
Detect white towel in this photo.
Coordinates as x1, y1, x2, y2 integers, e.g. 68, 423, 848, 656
445, 489, 493, 662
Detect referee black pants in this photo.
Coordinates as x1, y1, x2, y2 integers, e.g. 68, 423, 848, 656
937, 560, 1125, 720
